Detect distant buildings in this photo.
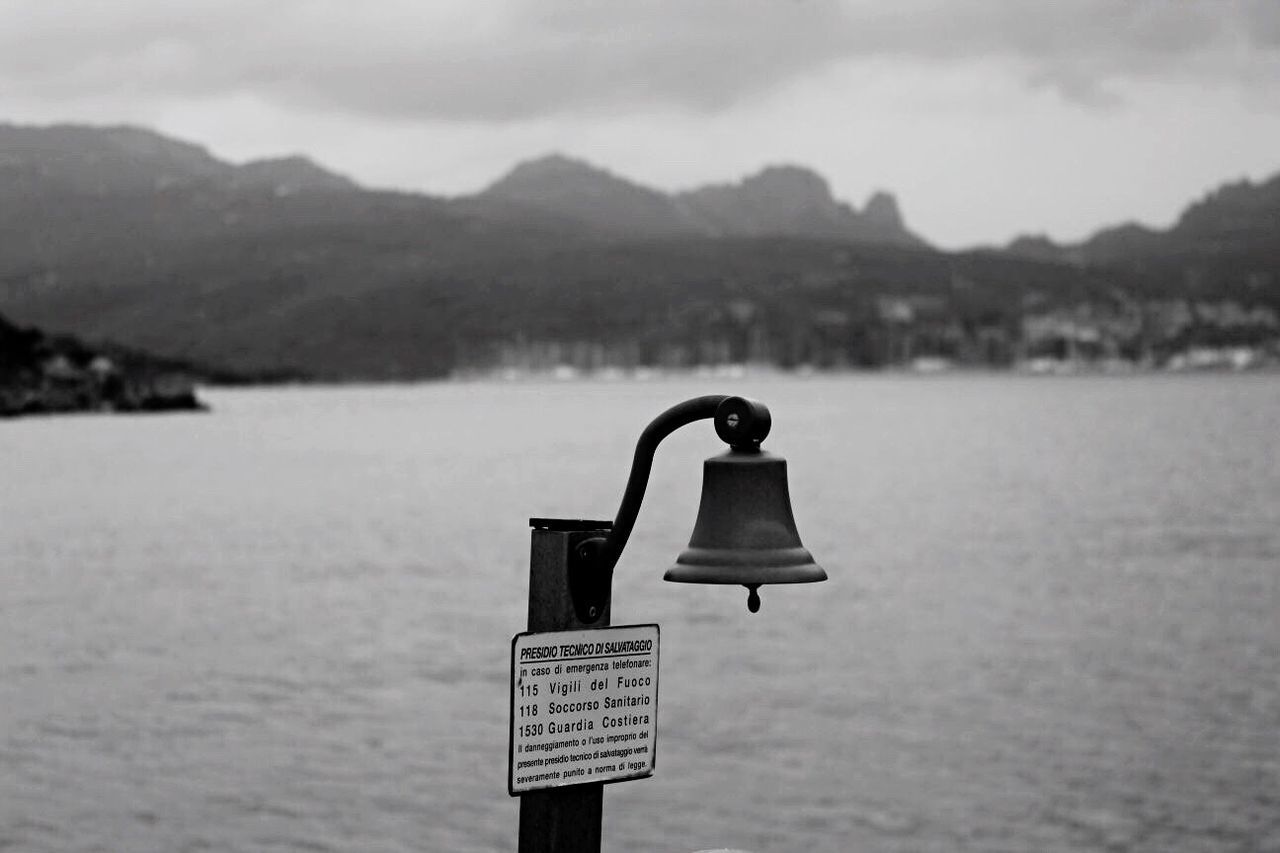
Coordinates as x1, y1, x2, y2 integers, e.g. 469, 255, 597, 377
1020, 298, 1279, 369
459, 291, 1280, 379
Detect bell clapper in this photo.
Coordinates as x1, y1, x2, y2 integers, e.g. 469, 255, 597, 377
746, 584, 761, 613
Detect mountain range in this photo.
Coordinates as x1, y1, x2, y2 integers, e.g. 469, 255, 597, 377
1004, 173, 1280, 269
0, 124, 359, 195
0, 123, 921, 244
470, 154, 922, 246
0, 122, 1277, 378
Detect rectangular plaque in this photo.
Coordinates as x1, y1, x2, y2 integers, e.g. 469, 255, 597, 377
509, 624, 659, 795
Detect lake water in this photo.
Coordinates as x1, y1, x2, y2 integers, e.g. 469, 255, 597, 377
2, 375, 1278, 853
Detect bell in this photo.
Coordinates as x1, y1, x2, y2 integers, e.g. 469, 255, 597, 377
664, 448, 826, 611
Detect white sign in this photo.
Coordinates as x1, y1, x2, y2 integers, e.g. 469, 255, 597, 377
509, 624, 659, 795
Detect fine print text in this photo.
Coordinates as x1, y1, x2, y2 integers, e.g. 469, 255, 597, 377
509, 625, 659, 794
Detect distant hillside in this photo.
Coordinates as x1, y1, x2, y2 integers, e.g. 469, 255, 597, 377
473, 154, 699, 238
1, 122, 1277, 379
676, 166, 922, 246
472, 154, 924, 246
1174, 175, 1280, 256
0, 123, 357, 195
1003, 172, 1280, 294
232, 155, 360, 194
0, 123, 232, 193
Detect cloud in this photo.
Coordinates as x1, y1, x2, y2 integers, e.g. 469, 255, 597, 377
1243, 0, 1280, 47
0, 0, 1275, 122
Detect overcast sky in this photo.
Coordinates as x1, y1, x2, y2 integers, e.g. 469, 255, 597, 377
2, 0, 1278, 247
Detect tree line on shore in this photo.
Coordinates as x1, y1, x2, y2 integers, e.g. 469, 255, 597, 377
0, 312, 216, 416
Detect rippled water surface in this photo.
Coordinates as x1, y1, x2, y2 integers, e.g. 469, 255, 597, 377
3, 375, 1279, 852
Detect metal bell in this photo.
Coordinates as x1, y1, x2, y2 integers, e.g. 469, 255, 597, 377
664, 448, 826, 611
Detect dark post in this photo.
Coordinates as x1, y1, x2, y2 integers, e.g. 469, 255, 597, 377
518, 519, 614, 853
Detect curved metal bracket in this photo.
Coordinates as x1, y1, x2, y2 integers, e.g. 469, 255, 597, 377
568, 394, 771, 622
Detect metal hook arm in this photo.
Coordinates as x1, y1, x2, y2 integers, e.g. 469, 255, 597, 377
588, 395, 726, 573
575, 394, 772, 580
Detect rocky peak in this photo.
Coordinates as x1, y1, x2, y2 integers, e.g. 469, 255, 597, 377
675, 165, 923, 245
720, 166, 850, 225
863, 191, 904, 230
739, 165, 835, 205
483, 153, 628, 198
478, 153, 694, 237
475, 154, 925, 246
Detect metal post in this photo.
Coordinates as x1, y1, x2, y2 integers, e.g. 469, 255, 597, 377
518, 519, 614, 853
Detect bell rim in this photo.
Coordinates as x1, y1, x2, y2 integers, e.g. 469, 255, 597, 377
663, 565, 828, 584
673, 545, 817, 568
664, 548, 828, 584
